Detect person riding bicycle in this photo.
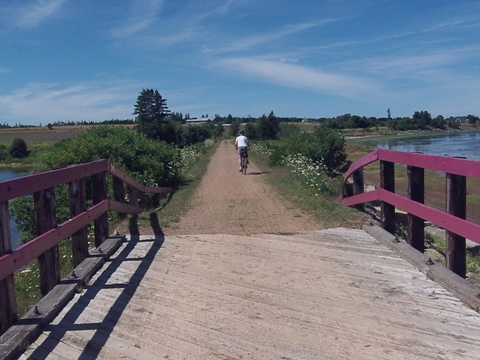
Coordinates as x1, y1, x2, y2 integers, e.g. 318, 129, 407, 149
235, 130, 250, 172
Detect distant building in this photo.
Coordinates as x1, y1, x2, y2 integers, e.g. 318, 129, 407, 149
185, 116, 216, 124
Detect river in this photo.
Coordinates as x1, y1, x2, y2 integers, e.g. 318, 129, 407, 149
374, 131, 480, 160
0, 168, 28, 249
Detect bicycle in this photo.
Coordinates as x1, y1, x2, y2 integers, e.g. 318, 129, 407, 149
240, 149, 248, 175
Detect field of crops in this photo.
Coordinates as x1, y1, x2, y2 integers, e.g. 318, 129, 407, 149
0, 125, 135, 146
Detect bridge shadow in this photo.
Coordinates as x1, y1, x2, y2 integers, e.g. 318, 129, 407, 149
28, 212, 165, 359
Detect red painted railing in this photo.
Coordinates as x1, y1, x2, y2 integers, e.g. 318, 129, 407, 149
0, 160, 171, 335
337, 148, 480, 278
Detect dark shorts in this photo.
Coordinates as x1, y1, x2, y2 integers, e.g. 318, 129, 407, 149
238, 146, 248, 156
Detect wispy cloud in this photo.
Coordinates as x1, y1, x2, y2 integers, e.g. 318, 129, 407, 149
14, 0, 66, 29
211, 19, 341, 55
110, 0, 164, 38
214, 57, 375, 98
0, 81, 138, 123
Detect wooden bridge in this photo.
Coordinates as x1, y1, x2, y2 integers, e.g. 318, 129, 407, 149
2, 150, 480, 359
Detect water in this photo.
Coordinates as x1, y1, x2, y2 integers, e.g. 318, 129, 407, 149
375, 131, 480, 160
0, 169, 25, 249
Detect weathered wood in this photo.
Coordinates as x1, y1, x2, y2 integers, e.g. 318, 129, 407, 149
0, 236, 124, 360
112, 177, 127, 221
0, 202, 17, 336
364, 224, 480, 312
34, 188, 60, 296
352, 168, 364, 211
446, 172, 467, 278
92, 173, 109, 247
380, 160, 395, 234
407, 165, 425, 252
20, 231, 480, 359
128, 185, 139, 208
69, 179, 89, 267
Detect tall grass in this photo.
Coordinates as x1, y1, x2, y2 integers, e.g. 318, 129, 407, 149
250, 142, 368, 227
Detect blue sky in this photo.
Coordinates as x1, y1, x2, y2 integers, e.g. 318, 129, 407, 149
1, 0, 480, 125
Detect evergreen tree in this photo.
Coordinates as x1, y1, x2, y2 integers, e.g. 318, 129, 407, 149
133, 89, 170, 141
258, 111, 280, 140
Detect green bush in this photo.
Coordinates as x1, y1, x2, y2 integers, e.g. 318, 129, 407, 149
40, 125, 181, 187
11, 126, 182, 243
269, 127, 350, 177
9, 138, 30, 158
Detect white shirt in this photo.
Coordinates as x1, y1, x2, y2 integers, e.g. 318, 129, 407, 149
236, 135, 249, 147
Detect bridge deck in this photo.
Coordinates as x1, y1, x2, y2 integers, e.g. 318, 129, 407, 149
21, 228, 480, 359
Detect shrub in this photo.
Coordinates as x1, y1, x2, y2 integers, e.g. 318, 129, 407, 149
269, 127, 350, 177
40, 125, 181, 187
9, 138, 30, 158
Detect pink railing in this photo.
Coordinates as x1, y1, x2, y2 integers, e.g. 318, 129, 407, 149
0, 160, 171, 336
337, 148, 480, 278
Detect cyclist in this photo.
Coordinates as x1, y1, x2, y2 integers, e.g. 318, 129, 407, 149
235, 130, 250, 172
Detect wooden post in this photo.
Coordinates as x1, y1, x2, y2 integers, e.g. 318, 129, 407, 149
69, 179, 89, 267
407, 165, 425, 252
128, 185, 139, 208
352, 168, 364, 211
34, 188, 60, 296
0, 202, 18, 335
92, 173, 109, 248
446, 172, 466, 278
380, 160, 395, 235
112, 177, 127, 221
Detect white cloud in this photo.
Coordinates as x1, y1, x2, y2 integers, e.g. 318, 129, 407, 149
215, 57, 376, 98
212, 19, 341, 55
14, 0, 66, 29
110, 0, 164, 38
0, 82, 138, 124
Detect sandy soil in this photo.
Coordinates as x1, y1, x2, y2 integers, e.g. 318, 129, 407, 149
161, 140, 324, 236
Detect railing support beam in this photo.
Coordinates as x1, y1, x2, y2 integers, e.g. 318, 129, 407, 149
380, 160, 395, 235
446, 172, 466, 278
407, 166, 425, 252
34, 188, 60, 296
92, 173, 109, 247
69, 179, 89, 267
0, 202, 17, 336
352, 169, 364, 211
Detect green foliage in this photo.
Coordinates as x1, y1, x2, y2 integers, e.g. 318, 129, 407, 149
278, 123, 300, 139
258, 111, 280, 140
269, 127, 350, 177
9, 138, 30, 158
180, 124, 212, 147
229, 120, 240, 137
244, 122, 259, 140
133, 88, 173, 142
0, 144, 7, 160
40, 125, 181, 187
10, 125, 182, 246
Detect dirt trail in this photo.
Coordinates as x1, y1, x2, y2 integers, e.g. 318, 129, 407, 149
163, 140, 323, 236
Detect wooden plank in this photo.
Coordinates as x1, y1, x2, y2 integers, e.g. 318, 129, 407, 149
0, 236, 124, 360
19, 230, 480, 359
364, 224, 480, 312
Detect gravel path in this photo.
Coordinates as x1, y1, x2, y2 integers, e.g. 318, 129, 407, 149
163, 140, 323, 236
